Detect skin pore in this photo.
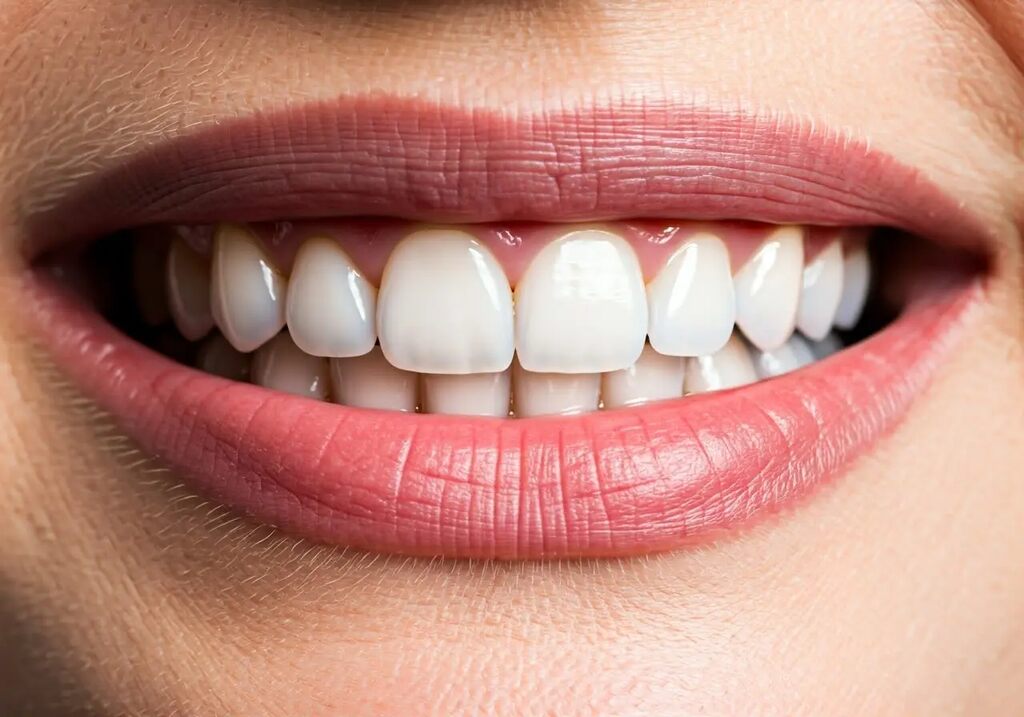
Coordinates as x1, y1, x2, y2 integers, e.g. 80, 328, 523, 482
1, 1, 1023, 714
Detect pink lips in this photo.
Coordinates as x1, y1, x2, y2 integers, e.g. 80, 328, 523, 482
26, 99, 987, 558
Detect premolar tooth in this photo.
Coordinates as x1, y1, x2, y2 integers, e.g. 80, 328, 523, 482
330, 346, 418, 412
512, 360, 600, 417
166, 238, 214, 341
647, 234, 735, 357
286, 237, 377, 358
251, 333, 330, 400
377, 229, 514, 374
211, 224, 287, 353
833, 243, 871, 330
809, 333, 844, 360
515, 229, 647, 373
684, 334, 758, 394
196, 333, 251, 382
733, 226, 804, 351
422, 371, 511, 417
796, 239, 844, 340
752, 334, 816, 379
601, 344, 685, 409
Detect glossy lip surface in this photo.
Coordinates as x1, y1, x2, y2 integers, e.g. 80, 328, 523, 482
26, 100, 989, 559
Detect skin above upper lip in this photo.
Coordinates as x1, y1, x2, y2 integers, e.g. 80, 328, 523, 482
23, 98, 988, 559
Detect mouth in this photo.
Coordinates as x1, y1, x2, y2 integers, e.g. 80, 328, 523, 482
24, 98, 988, 559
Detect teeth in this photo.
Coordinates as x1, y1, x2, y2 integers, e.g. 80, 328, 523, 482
286, 238, 377, 358
646, 234, 735, 357
752, 333, 816, 379
166, 239, 214, 341
684, 333, 758, 395
251, 333, 330, 400
211, 224, 288, 353
733, 226, 804, 351
512, 360, 600, 417
809, 333, 844, 360
515, 229, 647, 373
330, 346, 418, 412
196, 333, 251, 382
796, 239, 844, 341
601, 344, 686, 408
422, 371, 511, 417
833, 243, 871, 330
133, 241, 170, 326
377, 229, 514, 374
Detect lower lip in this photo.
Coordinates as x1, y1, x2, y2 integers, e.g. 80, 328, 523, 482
26, 267, 979, 559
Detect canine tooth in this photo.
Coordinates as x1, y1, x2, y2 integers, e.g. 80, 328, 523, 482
834, 243, 871, 329
684, 334, 758, 394
422, 371, 511, 417
166, 239, 214, 341
133, 241, 170, 326
647, 234, 735, 356
733, 226, 804, 351
512, 360, 600, 417
286, 238, 377, 358
809, 333, 844, 359
196, 333, 251, 382
601, 344, 685, 408
251, 333, 330, 400
796, 239, 844, 340
515, 229, 647, 373
377, 229, 514, 374
752, 334, 816, 379
211, 224, 287, 353
330, 347, 418, 412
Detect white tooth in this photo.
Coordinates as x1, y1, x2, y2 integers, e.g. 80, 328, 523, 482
809, 333, 844, 360
515, 229, 647, 373
251, 333, 330, 400
684, 333, 758, 394
377, 229, 514, 374
512, 360, 600, 417
833, 243, 871, 330
133, 241, 170, 326
647, 234, 735, 357
211, 224, 287, 353
422, 371, 511, 417
796, 239, 844, 340
752, 333, 816, 379
330, 346, 418, 412
196, 333, 251, 382
286, 237, 377, 358
601, 344, 686, 408
733, 226, 804, 351
166, 239, 214, 341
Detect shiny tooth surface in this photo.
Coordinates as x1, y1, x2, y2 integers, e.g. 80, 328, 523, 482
753, 334, 816, 379
796, 239, 844, 340
330, 346, 418, 412
515, 229, 647, 373
833, 243, 871, 330
211, 224, 288, 353
166, 238, 214, 341
809, 333, 844, 360
422, 371, 511, 417
286, 238, 377, 358
601, 344, 686, 409
512, 360, 600, 417
684, 334, 758, 394
133, 241, 170, 326
646, 234, 735, 357
251, 333, 330, 400
377, 229, 514, 374
733, 226, 804, 351
196, 333, 251, 382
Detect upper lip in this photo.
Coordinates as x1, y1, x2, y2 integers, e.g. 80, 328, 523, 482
25, 97, 988, 559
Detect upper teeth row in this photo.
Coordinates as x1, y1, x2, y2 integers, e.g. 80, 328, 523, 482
161, 223, 871, 375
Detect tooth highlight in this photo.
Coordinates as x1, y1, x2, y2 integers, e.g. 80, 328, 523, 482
211, 224, 288, 353
251, 333, 330, 400
602, 344, 686, 408
512, 361, 600, 417
330, 346, 418, 412
196, 333, 251, 382
733, 226, 804, 351
166, 239, 214, 341
684, 334, 758, 394
422, 371, 511, 417
377, 229, 514, 374
515, 229, 647, 373
796, 239, 844, 341
752, 334, 816, 379
286, 238, 377, 358
834, 243, 871, 330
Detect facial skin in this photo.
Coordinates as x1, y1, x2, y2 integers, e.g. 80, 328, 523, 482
1, 1, 1023, 714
